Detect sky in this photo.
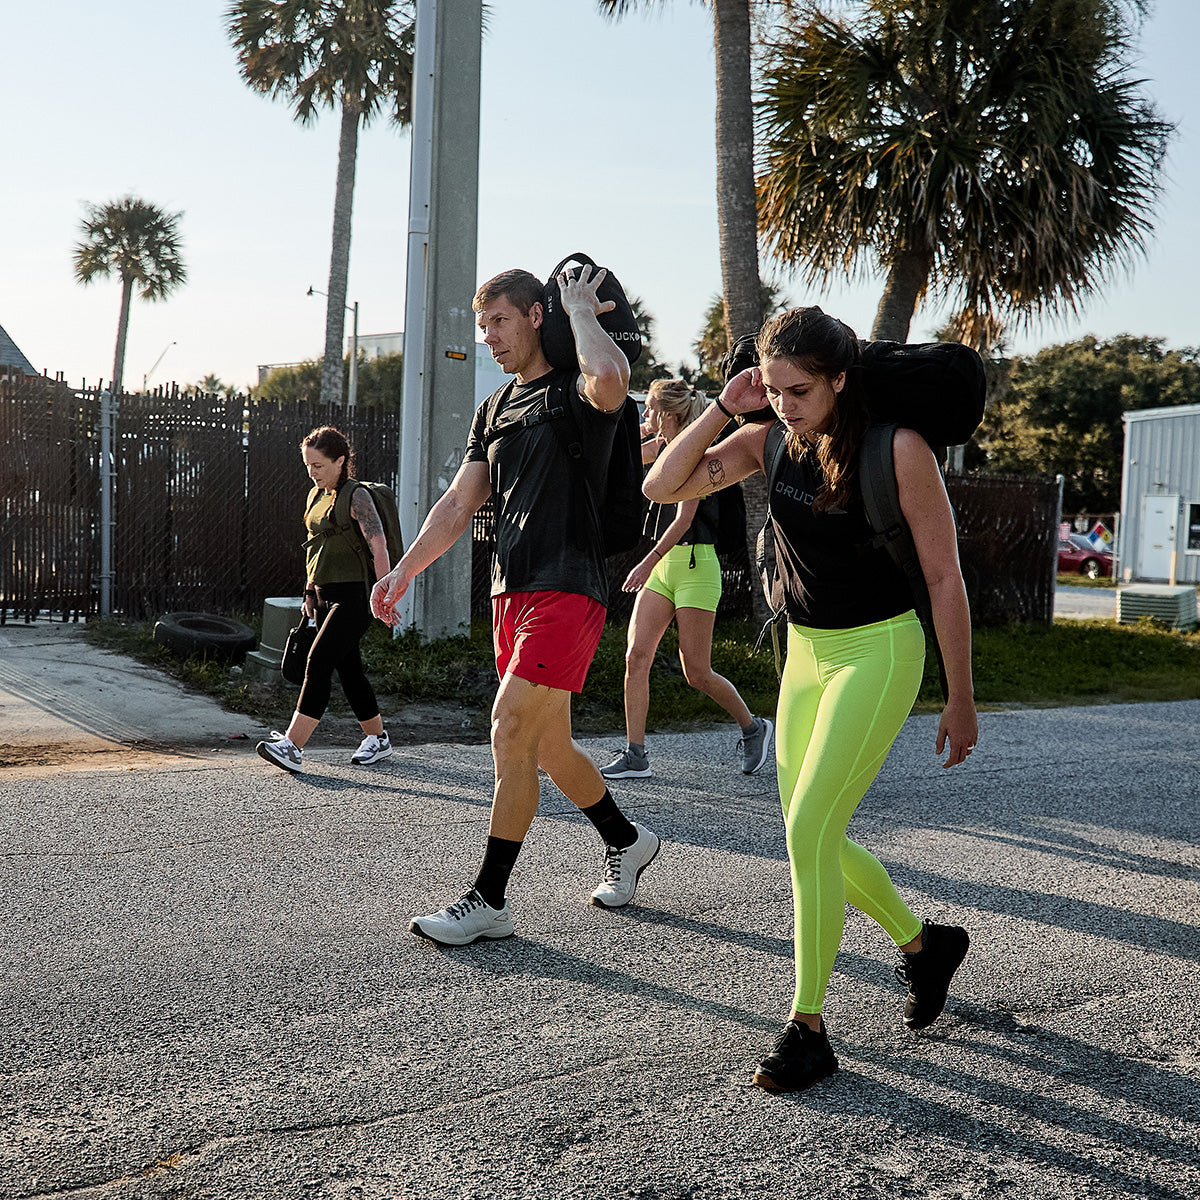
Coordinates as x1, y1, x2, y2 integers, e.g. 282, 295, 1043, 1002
2, 0, 1198, 394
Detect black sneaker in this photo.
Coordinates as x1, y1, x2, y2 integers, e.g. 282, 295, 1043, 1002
895, 921, 970, 1030
753, 1019, 838, 1093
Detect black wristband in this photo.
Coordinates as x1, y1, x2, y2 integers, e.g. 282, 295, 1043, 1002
715, 397, 735, 420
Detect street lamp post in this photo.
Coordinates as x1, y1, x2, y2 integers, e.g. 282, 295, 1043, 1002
143, 340, 176, 392
307, 287, 359, 409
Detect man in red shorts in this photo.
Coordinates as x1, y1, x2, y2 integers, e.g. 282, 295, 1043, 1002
370, 265, 660, 945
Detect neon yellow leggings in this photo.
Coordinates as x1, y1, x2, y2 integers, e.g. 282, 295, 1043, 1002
776, 611, 926, 1014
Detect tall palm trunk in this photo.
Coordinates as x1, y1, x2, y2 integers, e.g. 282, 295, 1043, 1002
110, 274, 134, 393
870, 242, 934, 342
320, 97, 362, 406
714, 0, 761, 344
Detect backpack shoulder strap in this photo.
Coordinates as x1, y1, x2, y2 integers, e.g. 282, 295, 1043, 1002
762, 421, 788, 503
858, 423, 949, 699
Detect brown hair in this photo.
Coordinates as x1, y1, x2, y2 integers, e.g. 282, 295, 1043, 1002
647, 378, 707, 430
756, 306, 867, 511
472, 269, 544, 315
302, 425, 355, 489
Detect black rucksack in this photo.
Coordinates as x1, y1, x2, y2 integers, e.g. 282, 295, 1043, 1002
540, 252, 643, 371
721, 329, 986, 456
549, 381, 645, 557
304, 479, 406, 586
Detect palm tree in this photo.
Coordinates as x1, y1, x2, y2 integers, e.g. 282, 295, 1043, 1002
226, 0, 414, 405
693, 280, 789, 376
756, 0, 1172, 344
72, 196, 187, 394
598, 1, 762, 345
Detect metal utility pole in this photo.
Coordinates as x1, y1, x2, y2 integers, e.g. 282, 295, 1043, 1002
397, 0, 481, 637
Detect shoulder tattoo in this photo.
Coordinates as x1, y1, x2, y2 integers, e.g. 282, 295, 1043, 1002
350, 488, 385, 541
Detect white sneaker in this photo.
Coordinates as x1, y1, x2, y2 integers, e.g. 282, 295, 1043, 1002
257, 732, 303, 774
351, 731, 393, 764
408, 889, 515, 946
590, 822, 661, 909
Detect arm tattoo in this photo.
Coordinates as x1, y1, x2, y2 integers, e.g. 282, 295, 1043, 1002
706, 457, 727, 492
351, 489, 385, 542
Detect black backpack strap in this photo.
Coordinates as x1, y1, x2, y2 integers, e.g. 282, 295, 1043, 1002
762, 421, 788, 497
546, 373, 600, 550
858, 423, 948, 700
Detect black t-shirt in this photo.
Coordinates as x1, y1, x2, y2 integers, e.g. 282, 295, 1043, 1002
644, 494, 719, 546
771, 441, 913, 628
465, 369, 620, 605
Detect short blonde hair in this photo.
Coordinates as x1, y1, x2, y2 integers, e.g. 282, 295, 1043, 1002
647, 379, 706, 429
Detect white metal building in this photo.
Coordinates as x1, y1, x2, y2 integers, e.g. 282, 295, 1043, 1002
1119, 403, 1200, 583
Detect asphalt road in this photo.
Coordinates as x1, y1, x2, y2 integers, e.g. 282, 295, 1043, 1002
3, 694, 1197, 1199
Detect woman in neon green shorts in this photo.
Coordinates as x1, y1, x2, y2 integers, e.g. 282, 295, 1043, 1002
644, 308, 978, 1093
601, 380, 772, 781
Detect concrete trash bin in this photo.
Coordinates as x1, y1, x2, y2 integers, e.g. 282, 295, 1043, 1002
243, 597, 305, 683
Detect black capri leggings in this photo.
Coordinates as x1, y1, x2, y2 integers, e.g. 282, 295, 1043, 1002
297, 581, 380, 722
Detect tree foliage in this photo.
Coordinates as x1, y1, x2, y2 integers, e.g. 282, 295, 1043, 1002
72, 196, 187, 394
226, 1, 414, 405
254, 351, 404, 408
692, 280, 790, 378
627, 295, 669, 392
971, 335, 1200, 512
756, 0, 1173, 347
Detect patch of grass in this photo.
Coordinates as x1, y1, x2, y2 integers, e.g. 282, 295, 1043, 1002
1056, 573, 1117, 590
933, 617, 1200, 710
82, 609, 1200, 738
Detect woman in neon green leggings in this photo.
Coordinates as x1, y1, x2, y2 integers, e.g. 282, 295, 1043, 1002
601, 380, 772, 781
644, 306, 978, 1093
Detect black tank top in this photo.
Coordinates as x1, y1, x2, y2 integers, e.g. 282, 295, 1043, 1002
644, 494, 719, 546
770, 442, 912, 629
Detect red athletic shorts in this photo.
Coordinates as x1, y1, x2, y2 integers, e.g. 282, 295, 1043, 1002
492, 590, 606, 693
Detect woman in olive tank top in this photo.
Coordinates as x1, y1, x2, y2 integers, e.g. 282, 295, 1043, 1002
256, 426, 393, 774
644, 308, 979, 1094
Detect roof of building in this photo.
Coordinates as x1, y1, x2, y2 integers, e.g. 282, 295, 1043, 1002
0, 323, 38, 375
1122, 402, 1200, 424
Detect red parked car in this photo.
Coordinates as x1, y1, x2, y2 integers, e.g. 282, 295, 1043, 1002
1058, 534, 1114, 579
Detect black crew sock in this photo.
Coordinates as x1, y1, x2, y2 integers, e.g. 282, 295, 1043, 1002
473, 835, 523, 909
581, 789, 638, 849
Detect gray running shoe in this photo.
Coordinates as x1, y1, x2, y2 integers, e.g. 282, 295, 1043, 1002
257, 731, 304, 774
739, 716, 774, 775
351, 731, 393, 764
590, 822, 661, 908
600, 746, 652, 779
409, 889, 515, 946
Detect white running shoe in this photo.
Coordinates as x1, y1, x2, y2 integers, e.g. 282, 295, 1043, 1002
351, 731, 393, 764
257, 732, 304, 774
408, 889, 515, 946
590, 822, 661, 909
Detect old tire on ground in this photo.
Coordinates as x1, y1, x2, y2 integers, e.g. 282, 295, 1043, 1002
153, 612, 257, 663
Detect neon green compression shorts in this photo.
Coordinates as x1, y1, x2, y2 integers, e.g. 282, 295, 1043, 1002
643, 543, 722, 613
775, 610, 927, 1014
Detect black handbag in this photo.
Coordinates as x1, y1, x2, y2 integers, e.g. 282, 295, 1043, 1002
281, 616, 318, 685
